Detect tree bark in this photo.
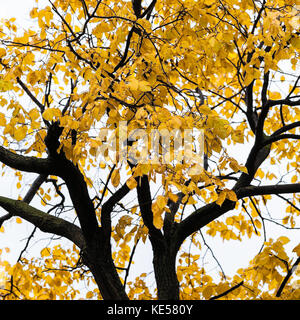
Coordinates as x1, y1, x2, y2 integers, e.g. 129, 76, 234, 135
82, 231, 129, 300
152, 241, 180, 300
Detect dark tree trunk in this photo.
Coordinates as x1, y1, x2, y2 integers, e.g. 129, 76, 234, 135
152, 239, 180, 300
82, 232, 129, 300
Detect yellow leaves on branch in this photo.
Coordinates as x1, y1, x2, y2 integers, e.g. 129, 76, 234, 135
127, 78, 151, 92
216, 189, 238, 207
229, 158, 248, 174
114, 215, 133, 240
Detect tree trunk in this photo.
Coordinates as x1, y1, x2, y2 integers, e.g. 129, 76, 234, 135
152, 243, 180, 300
85, 257, 129, 300
82, 233, 129, 300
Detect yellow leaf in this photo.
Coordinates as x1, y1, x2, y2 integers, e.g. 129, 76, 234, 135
226, 190, 238, 202
292, 244, 300, 257
269, 91, 281, 100
0, 113, 6, 126
16, 217, 22, 224
0, 48, 6, 57
239, 165, 248, 174
231, 130, 244, 144
128, 78, 151, 92
40, 248, 50, 257
277, 236, 290, 245
256, 168, 265, 179
199, 105, 212, 115
86, 291, 94, 299
128, 78, 139, 91
216, 190, 226, 206
282, 216, 289, 225
153, 212, 164, 229
42, 108, 61, 121
202, 285, 213, 299
156, 195, 167, 210
14, 126, 28, 141
289, 17, 300, 29
27, 71, 38, 86
229, 159, 240, 173
151, 202, 164, 229
0, 79, 13, 92
126, 176, 137, 190
111, 169, 120, 188
290, 37, 300, 50
254, 219, 262, 229
291, 175, 298, 184
100, 161, 106, 169
139, 80, 151, 92
29, 108, 40, 120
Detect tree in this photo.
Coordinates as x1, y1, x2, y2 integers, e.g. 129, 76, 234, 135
0, 0, 299, 300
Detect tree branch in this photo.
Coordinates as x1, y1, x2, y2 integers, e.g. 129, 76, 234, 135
210, 281, 244, 300
136, 175, 163, 245
0, 146, 56, 175
16, 77, 46, 115
101, 182, 131, 239
174, 183, 300, 252
0, 196, 85, 249
271, 121, 300, 136
236, 183, 300, 198
261, 134, 300, 147
23, 174, 48, 204
276, 257, 300, 297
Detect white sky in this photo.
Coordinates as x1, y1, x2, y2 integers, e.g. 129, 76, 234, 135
0, 0, 49, 19
0, 0, 299, 297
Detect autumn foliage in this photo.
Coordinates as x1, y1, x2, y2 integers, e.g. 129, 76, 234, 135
0, 0, 299, 300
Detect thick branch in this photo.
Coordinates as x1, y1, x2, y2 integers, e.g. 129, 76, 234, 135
236, 183, 300, 198
136, 175, 163, 245
59, 159, 99, 245
0, 196, 85, 249
174, 183, 300, 252
271, 121, 300, 136
267, 98, 300, 108
0, 146, 56, 175
23, 174, 48, 203
261, 134, 300, 147
101, 183, 131, 239
245, 81, 258, 133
